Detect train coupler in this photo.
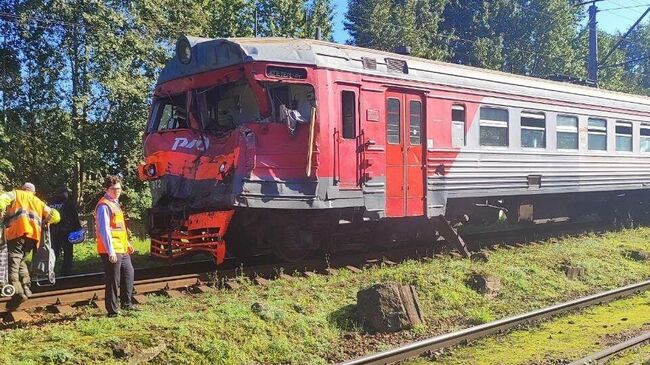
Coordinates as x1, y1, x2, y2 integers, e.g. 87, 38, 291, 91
150, 210, 234, 264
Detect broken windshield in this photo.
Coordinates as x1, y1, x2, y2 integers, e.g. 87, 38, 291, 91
149, 93, 188, 132
195, 81, 261, 133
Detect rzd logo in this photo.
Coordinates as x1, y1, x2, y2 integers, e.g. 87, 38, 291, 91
171, 137, 210, 151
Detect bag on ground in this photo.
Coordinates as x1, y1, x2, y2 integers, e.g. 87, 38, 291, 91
31, 224, 56, 286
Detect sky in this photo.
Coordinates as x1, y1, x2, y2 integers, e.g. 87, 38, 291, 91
330, 0, 650, 44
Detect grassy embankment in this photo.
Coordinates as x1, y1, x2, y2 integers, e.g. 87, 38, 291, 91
2, 227, 650, 365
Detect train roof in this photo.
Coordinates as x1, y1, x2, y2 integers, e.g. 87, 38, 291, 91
158, 36, 650, 114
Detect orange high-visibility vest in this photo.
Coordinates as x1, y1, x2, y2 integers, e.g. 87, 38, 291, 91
4, 190, 48, 245
94, 196, 128, 254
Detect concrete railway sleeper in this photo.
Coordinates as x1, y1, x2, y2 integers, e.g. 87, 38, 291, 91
337, 279, 650, 365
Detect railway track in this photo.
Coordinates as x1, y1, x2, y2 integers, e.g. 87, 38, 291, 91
568, 332, 650, 365
337, 279, 650, 365
0, 219, 607, 324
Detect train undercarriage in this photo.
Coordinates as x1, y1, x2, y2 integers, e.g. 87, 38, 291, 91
146, 188, 650, 264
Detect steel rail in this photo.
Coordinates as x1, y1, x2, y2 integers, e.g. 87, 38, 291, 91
567, 332, 650, 365
338, 279, 650, 365
0, 272, 210, 321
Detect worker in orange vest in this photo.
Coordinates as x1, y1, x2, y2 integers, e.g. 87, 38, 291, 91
95, 175, 137, 317
0, 182, 61, 306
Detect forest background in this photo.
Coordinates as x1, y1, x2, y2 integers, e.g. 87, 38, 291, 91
1, 0, 649, 217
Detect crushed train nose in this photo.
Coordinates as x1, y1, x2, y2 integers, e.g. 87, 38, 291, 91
150, 210, 234, 264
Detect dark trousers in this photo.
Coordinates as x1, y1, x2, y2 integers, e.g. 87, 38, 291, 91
52, 233, 73, 276
7, 237, 36, 296
100, 253, 134, 315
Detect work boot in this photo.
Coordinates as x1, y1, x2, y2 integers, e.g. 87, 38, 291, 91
122, 305, 141, 312
7, 293, 27, 310
23, 286, 32, 298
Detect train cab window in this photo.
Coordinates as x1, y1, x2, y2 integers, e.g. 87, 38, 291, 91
268, 83, 315, 128
452, 105, 466, 147
341, 91, 356, 139
196, 81, 261, 133
387, 98, 401, 144
641, 124, 650, 153
149, 93, 188, 132
521, 111, 546, 148
479, 107, 508, 147
588, 118, 607, 151
409, 100, 422, 144
615, 121, 633, 152
557, 115, 578, 150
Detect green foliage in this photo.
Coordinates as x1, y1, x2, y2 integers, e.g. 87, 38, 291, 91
345, 0, 450, 59
345, 0, 650, 93
0, 0, 333, 217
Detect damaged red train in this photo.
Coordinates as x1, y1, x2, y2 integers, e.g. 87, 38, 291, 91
140, 35, 650, 264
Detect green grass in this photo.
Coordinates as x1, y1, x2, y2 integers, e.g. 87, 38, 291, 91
1, 227, 650, 365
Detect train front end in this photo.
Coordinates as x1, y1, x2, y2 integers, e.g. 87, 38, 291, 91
139, 36, 318, 264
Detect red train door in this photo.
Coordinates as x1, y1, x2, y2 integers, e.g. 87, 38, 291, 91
385, 91, 425, 217
335, 84, 361, 188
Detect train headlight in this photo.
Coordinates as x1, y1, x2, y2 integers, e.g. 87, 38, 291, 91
219, 162, 227, 173
176, 36, 192, 65
147, 164, 157, 177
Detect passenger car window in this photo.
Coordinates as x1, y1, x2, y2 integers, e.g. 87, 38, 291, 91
557, 115, 578, 150
588, 118, 607, 151
521, 111, 546, 148
451, 105, 465, 147
615, 121, 633, 152
409, 100, 422, 145
641, 124, 650, 153
387, 98, 401, 144
479, 107, 508, 147
342, 91, 356, 139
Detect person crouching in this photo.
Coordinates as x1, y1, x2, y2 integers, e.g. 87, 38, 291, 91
95, 175, 137, 317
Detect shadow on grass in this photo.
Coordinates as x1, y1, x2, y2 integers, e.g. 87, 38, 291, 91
327, 304, 360, 331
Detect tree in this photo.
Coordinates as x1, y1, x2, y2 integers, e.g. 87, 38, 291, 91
439, 0, 584, 77
619, 21, 650, 96
256, 0, 334, 39
345, 0, 450, 59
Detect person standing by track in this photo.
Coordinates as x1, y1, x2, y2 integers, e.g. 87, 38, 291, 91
95, 175, 138, 317
0, 183, 61, 308
49, 186, 82, 276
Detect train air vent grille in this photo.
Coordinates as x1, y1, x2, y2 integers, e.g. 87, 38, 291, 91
362, 57, 377, 70
385, 58, 408, 74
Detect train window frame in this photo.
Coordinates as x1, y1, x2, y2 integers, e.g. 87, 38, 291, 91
587, 118, 607, 151
479, 106, 509, 147
341, 90, 356, 139
520, 111, 546, 149
640, 123, 650, 153
556, 115, 579, 151
615, 121, 633, 152
148, 93, 188, 133
409, 100, 422, 145
387, 98, 401, 145
451, 104, 466, 148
